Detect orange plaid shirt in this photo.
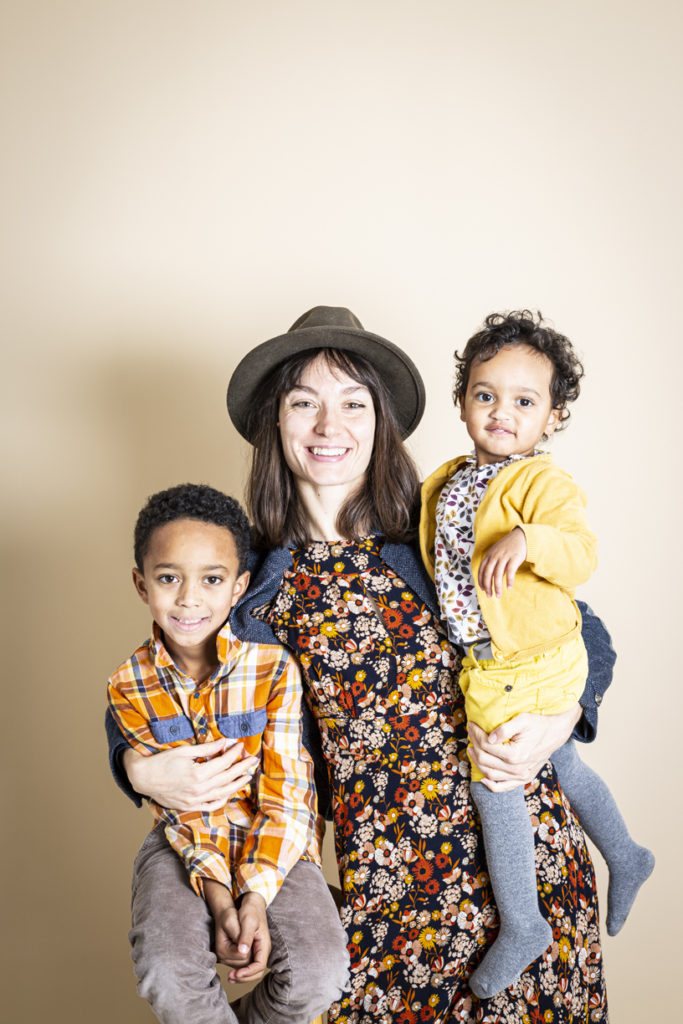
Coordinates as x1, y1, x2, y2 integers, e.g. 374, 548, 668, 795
108, 621, 321, 906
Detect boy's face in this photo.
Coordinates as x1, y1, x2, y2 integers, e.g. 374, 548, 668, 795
133, 518, 249, 671
460, 344, 561, 465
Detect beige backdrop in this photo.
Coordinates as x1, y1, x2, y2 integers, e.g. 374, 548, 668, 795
3, 2, 680, 1020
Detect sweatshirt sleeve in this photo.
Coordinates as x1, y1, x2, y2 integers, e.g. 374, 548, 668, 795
518, 466, 598, 589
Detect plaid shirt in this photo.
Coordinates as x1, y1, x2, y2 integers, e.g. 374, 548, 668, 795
107, 621, 321, 906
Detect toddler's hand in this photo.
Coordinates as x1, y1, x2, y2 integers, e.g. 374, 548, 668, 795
478, 527, 527, 598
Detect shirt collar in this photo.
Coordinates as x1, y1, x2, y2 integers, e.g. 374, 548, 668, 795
151, 620, 242, 673
464, 450, 542, 472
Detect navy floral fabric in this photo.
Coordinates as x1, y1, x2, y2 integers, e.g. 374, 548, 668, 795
261, 536, 608, 1024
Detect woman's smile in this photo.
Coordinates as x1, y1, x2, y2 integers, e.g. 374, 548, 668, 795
308, 445, 350, 458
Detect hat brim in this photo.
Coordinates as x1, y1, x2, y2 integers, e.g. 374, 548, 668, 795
227, 324, 425, 442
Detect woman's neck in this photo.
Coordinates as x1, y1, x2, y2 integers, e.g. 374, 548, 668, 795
298, 481, 350, 542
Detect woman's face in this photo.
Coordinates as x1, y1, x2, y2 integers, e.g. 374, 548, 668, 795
278, 354, 376, 500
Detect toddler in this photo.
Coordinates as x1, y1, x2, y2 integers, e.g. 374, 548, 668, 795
420, 311, 654, 999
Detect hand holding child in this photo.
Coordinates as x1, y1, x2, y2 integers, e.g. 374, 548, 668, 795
204, 880, 271, 984
123, 739, 259, 812
478, 527, 527, 598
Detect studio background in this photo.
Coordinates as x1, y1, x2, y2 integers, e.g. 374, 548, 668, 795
3, 2, 680, 1021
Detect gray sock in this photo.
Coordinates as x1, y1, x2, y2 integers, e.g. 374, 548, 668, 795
468, 782, 552, 1000
551, 740, 655, 936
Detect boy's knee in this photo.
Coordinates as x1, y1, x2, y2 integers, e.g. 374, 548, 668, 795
306, 919, 350, 1004
265, 862, 350, 1011
133, 946, 230, 1024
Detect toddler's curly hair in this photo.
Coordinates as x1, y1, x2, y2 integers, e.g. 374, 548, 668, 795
453, 310, 584, 430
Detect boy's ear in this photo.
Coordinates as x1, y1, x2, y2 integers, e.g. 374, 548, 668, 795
230, 570, 251, 609
132, 567, 150, 605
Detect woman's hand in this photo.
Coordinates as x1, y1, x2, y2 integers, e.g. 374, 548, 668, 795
122, 739, 259, 811
467, 704, 582, 792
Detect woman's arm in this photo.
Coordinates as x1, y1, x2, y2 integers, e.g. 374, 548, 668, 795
106, 703, 257, 810
468, 602, 616, 790
123, 743, 258, 812
468, 704, 581, 791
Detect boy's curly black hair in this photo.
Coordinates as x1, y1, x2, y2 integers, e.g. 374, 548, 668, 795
134, 483, 251, 573
453, 310, 584, 430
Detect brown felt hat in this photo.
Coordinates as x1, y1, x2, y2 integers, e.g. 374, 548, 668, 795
227, 305, 426, 443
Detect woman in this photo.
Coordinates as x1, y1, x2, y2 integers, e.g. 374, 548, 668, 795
108, 306, 612, 1023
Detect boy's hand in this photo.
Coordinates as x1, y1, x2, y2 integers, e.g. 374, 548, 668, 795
225, 892, 271, 984
204, 882, 270, 983
204, 881, 243, 965
478, 527, 527, 598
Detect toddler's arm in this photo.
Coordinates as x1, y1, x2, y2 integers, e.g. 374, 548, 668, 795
478, 467, 597, 597
516, 465, 597, 588
478, 526, 527, 597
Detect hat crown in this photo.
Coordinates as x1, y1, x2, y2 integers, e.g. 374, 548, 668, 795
289, 305, 364, 333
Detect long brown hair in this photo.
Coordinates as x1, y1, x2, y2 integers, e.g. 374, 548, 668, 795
245, 348, 421, 549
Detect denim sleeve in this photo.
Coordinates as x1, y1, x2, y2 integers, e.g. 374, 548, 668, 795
105, 707, 145, 807
575, 600, 617, 744
301, 700, 332, 819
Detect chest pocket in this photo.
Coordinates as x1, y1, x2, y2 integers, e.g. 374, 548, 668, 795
217, 707, 268, 740
149, 715, 194, 744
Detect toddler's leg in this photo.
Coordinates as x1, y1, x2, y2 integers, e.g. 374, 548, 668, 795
129, 826, 237, 1024
551, 740, 655, 935
468, 783, 551, 1000
239, 860, 350, 1024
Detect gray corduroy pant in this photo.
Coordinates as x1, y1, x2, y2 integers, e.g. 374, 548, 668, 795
129, 826, 350, 1024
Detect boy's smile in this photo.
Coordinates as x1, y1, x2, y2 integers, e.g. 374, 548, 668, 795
460, 344, 561, 465
133, 518, 250, 679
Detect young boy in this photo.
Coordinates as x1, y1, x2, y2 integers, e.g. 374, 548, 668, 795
108, 483, 348, 1024
420, 311, 654, 1000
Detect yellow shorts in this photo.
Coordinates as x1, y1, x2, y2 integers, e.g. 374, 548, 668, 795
459, 634, 587, 782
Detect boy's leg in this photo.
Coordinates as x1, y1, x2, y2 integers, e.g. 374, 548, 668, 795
551, 739, 655, 935
129, 826, 237, 1024
239, 860, 350, 1024
468, 783, 552, 1000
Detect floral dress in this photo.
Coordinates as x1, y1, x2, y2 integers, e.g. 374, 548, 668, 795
260, 536, 608, 1024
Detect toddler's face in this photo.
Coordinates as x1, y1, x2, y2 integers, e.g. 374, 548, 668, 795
132, 518, 249, 673
460, 344, 560, 465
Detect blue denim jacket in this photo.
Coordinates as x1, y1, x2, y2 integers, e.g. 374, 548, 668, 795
106, 537, 615, 814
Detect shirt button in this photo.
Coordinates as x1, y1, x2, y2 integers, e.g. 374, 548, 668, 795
504, 685, 513, 692
595, 694, 602, 705
169, 725, 178, 735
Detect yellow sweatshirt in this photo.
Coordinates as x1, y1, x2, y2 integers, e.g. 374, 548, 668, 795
419, 453, 598, 663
